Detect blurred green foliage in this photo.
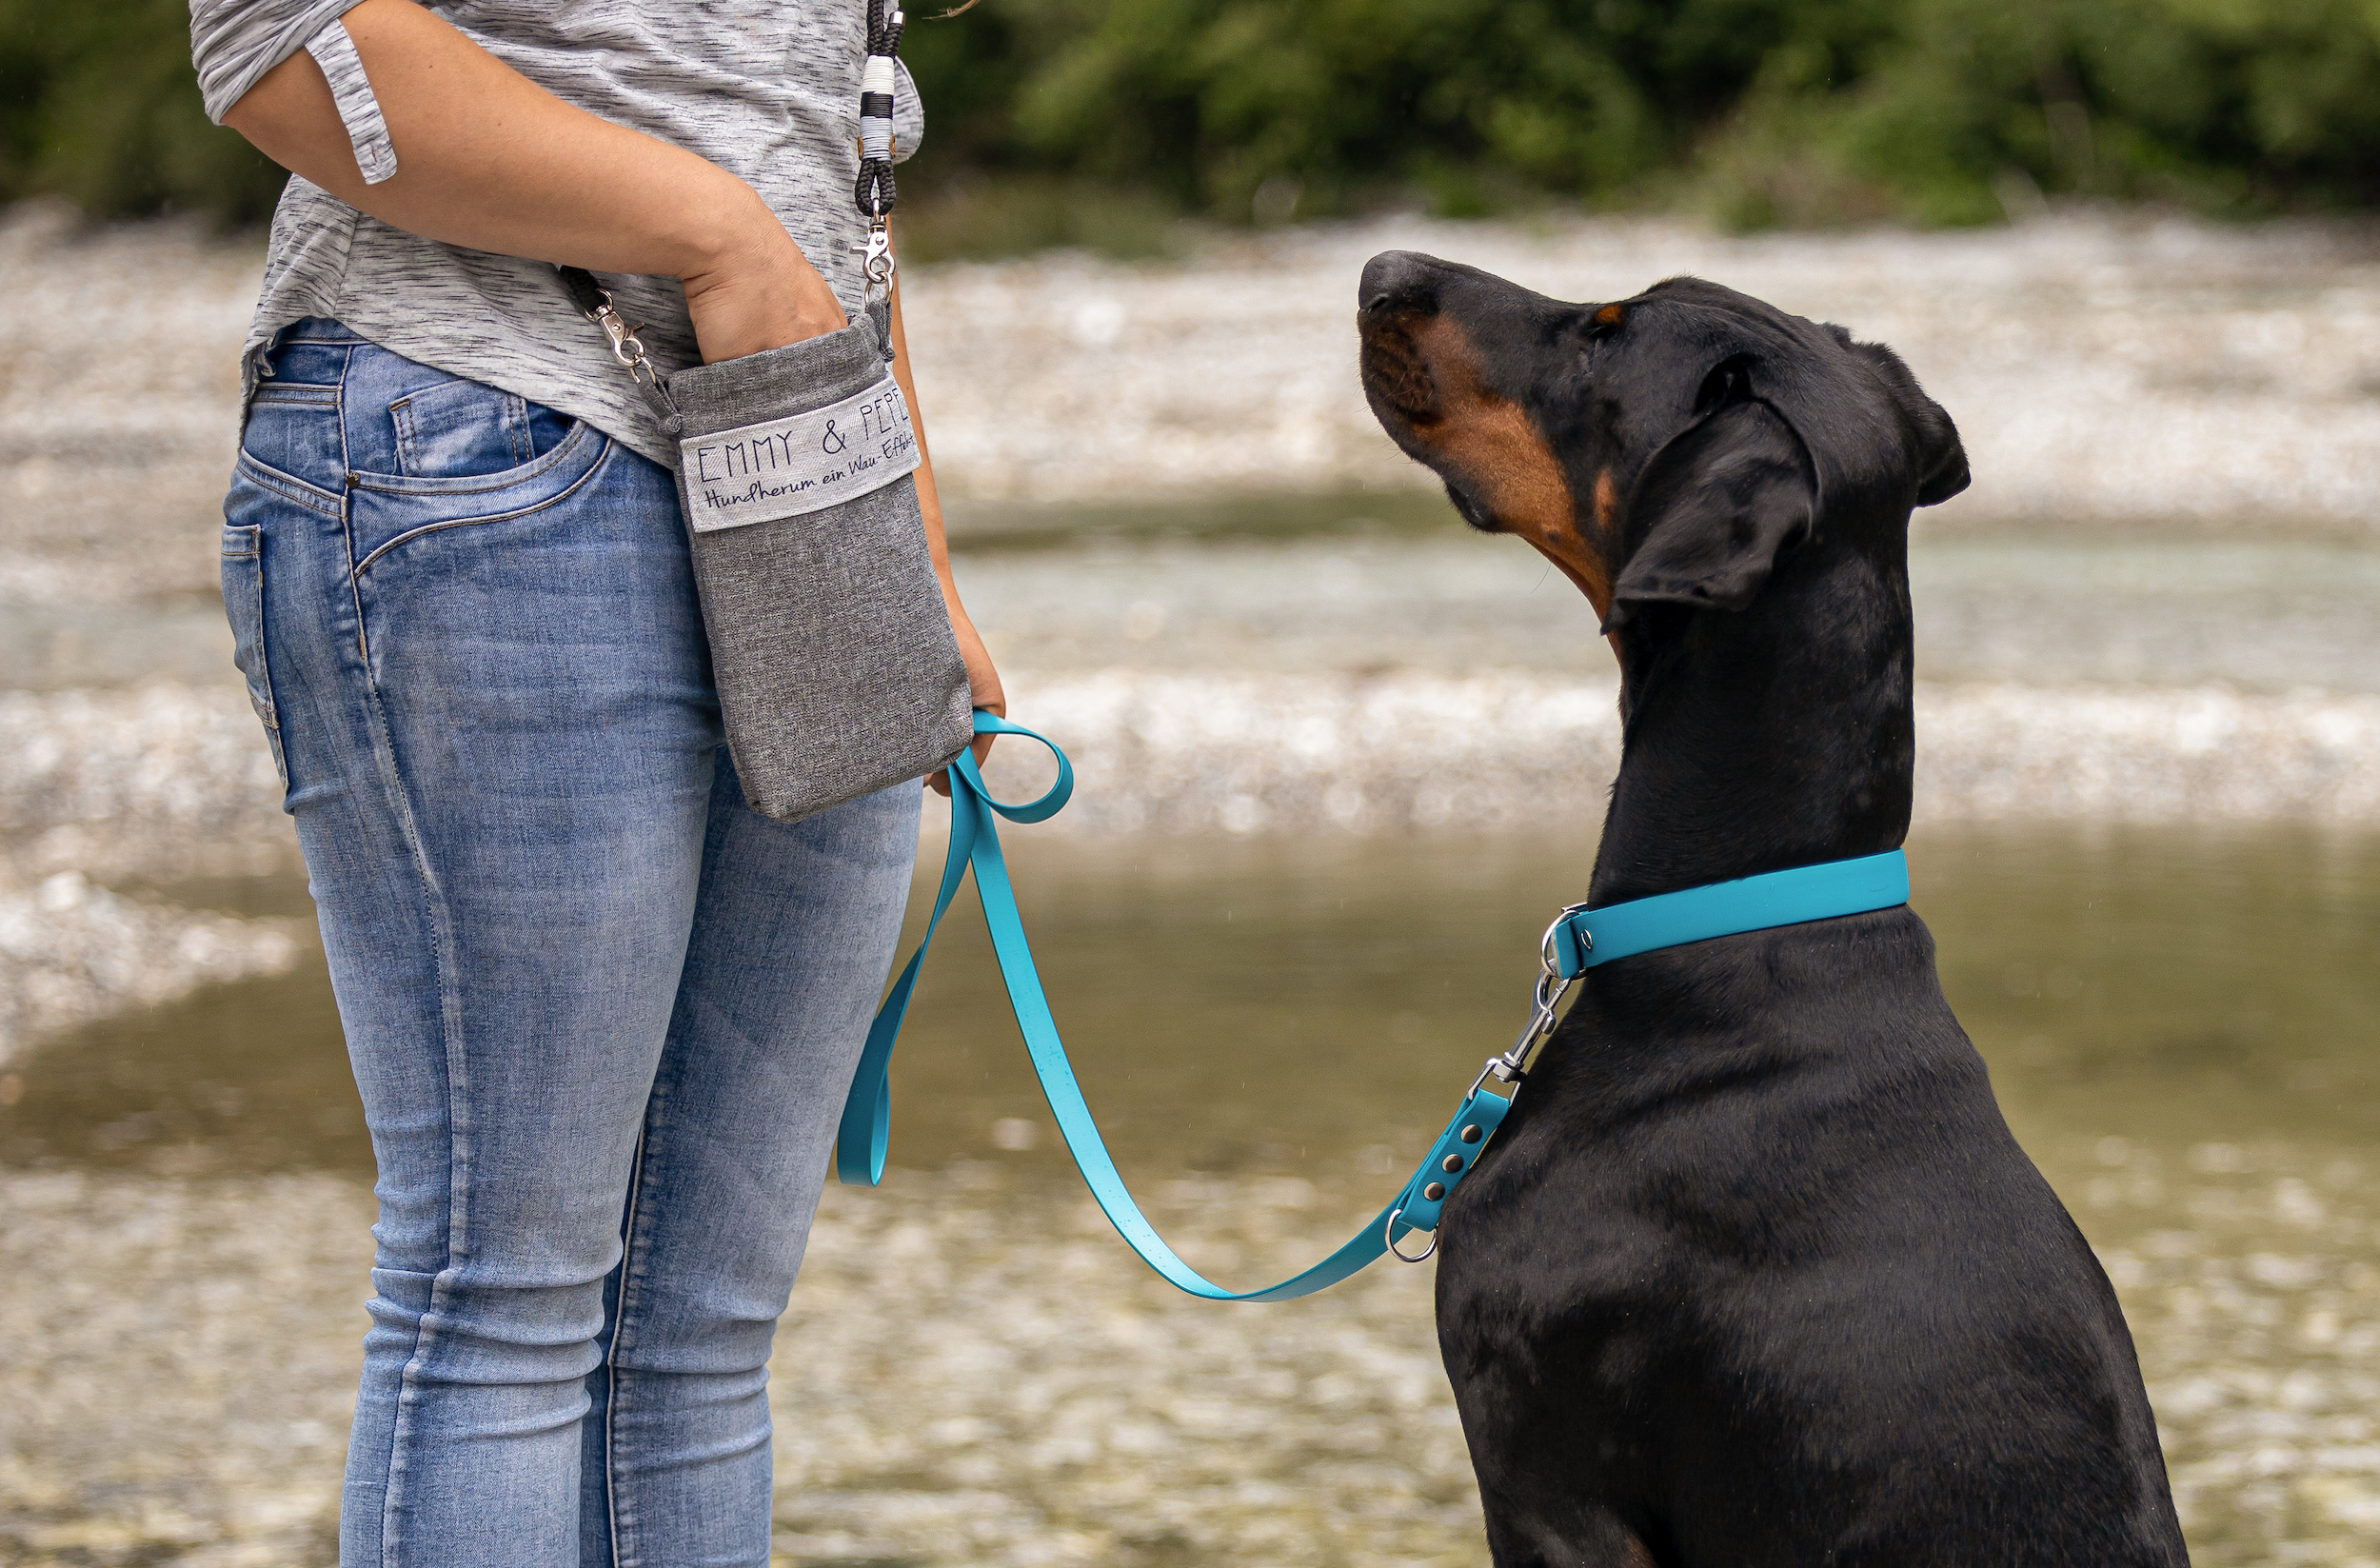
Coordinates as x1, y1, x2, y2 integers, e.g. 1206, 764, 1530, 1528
2, 0, 2375, 240
902, 0, 2380, 237
0, 0, 288, 224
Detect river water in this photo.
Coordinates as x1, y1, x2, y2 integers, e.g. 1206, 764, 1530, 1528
6, 810, 2378, 1566
4, 504, 2380, 1565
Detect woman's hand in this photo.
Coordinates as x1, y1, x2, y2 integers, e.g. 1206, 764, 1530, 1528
679, 198, 849, 364
930, 605, 1006, 798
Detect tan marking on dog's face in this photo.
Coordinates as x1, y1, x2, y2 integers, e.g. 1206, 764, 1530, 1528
1594, 302, 1627, 329
1618, 1533, 1658, 1568
1399, 316, 1613, 618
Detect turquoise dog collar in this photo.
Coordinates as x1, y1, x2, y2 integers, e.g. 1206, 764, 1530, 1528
835, 711, 1914, 1300
1550, 852, 1911, 979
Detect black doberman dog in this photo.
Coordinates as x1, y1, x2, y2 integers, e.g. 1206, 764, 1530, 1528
1357, 252, 2189, 1568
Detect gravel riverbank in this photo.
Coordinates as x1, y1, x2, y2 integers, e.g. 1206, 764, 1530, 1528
907, 213, 2380, 527
6, 659, 2376, 1069
0, 685, 302, 1064
3, 201, 2375, 606
3, 1137, 2373, 1568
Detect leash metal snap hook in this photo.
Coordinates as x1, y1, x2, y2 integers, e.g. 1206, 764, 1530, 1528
1385, 1207, 1437, 1263
861, 218, 896, 296
1537, 901, 1592, 976
1496, 899, 1592, 1080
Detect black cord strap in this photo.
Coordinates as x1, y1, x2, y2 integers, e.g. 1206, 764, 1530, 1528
558, 0, 904, 387
854, 0, 906, 219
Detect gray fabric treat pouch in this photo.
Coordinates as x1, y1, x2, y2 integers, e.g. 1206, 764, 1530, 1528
659, 303, 972, 823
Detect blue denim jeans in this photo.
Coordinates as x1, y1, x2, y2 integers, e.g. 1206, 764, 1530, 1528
223, 320, 921, 1568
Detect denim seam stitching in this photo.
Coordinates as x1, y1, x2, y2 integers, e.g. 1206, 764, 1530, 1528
337, 364, 371, 667
389, 396, 418, 476
353, 525, 475, 1568
220, 525, 289, 792
220, 529, 280, 732
350, 435, 616, 576
335, 465, 426, 1568
234, 453, 344, 520
346, 418, 596, 501
605, 1119, 659, 1568
337, 349, 355, 483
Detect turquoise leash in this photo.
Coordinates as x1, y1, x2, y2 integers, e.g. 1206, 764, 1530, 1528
834, 712, 1476, 1297
834, 710, 1912, 1300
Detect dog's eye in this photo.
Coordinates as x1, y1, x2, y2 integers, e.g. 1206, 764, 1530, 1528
1695, 356, 1754, 413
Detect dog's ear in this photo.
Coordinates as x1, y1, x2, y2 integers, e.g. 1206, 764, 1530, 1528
1605, 400, 1815, 628
1849, 338, 1969, 506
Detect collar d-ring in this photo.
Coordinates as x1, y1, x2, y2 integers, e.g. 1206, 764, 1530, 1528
1385, 1207, 1438, 1262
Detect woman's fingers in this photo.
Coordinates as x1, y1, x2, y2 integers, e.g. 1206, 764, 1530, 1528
926, 633, 1002, 798
682, 228, 850, 364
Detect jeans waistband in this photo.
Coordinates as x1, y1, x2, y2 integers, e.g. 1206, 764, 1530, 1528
274, 316, 370, 347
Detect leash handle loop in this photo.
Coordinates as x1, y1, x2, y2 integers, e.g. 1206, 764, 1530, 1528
953, 711, 1073, 823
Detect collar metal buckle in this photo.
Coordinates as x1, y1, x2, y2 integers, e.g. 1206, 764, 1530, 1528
1484, 901, 1593, 1087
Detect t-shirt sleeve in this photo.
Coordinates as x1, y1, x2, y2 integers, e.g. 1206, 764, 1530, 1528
188, 0, 358, 123
305, 18, 398, 183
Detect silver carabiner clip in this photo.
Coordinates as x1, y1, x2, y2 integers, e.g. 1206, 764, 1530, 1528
1487, 901, 1592, 1083
584, 288, 661, 388
861, 220, 896, 299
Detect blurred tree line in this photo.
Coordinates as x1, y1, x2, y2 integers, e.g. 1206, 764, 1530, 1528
3, 0, 2376, 244
0, 0, 288, 223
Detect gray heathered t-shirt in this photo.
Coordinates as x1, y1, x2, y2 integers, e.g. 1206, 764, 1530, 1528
189, 1, 923, 469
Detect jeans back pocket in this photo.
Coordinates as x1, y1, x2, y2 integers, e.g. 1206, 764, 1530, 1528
221, 523, 288, 787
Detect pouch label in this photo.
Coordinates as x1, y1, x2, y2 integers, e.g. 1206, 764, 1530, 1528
680, 375, 921, 531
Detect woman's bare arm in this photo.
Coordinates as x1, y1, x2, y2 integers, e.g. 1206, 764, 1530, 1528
226, 0, 1003, 740
886, 264, 1005, 785
223, 0, 843, 361
227, 0, 1004, 727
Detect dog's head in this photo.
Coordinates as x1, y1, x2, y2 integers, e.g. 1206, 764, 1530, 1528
1356, 252, 1968, 633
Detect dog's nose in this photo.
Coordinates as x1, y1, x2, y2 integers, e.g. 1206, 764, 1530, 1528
1359, 250, 1438, 315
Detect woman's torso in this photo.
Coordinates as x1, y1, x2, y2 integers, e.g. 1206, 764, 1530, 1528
236, 0, 921, 467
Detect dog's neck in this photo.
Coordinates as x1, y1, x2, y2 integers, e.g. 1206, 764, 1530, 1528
1588, 539, 1914, 906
